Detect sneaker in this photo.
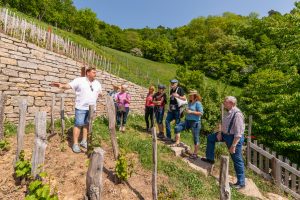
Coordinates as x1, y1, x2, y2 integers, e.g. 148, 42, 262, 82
72, 144, 81, 153
230, 183, 245, 190
119, 126, 122, 131
122, 126, 126, 132
200, 157, 215, 164
157, 132, 165, 139
80, 140, 87, 149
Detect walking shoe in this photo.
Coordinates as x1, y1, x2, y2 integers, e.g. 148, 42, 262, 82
200, 157, 215, 164
157, 132, 165, 139
122, 126, 126, 132
119, 126, 122, 131
72, 144, 81, 153
80, 140, 87, 149
230, 183, 245, 190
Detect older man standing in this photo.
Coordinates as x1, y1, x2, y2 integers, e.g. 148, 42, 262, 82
201, 96, 246, 189
51, 68, 102, 153
164, 79, 186, 141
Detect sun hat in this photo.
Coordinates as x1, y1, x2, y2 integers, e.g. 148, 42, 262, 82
188, 89, 198, 96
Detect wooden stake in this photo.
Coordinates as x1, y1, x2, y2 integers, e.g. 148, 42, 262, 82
105, 96, 119, 160
31, 112, 47, 179
247, 115, 252, 167
85, 147, 105, 200
0, 94, 6, 140
49, 94, 55, 137
60, 96, 65, 141
152, 127, 158, 200
15, 99, 27, 165
87, 105, 95, 155
220, 156, 231, 200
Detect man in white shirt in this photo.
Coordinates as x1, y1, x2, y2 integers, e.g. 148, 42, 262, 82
51, 68, 102, 153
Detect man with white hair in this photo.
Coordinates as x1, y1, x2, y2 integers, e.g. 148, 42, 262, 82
201, 96, 246, 189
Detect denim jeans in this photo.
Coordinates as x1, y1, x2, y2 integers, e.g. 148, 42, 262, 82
206, 133, 245, 186
154, 107, 164, 125
74, 109, 89, 127
175, 120, 201, 145
165, 109, 180, 138
117, 107, 129, 126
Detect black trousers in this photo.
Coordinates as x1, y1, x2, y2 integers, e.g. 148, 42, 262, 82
145, 106, 154, 129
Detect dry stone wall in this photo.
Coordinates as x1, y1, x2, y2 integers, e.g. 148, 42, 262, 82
0, 33, 147, 122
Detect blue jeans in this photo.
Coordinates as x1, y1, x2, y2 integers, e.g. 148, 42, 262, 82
74, 109, 89, 127
155, 107, 165, 125
117, 107, 129, 126
165, 109, 180, 138
175, 120, 201, 145
206, 133, 245, 186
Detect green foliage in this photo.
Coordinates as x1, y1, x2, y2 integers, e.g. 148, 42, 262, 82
158, 185, 179, 200
15, 150, 32, 180
4, 121, 17, 136
115, 153, 134, 182
25, 179, 58, 200
0, 139, 10, 152
242, 68, 300, 165
176, 66, 240, 134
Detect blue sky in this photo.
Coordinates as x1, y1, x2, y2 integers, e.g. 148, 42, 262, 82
73, 0, 297, 29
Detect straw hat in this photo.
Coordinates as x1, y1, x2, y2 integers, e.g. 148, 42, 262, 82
113, 84, 120, 89
188, 89, 198, 96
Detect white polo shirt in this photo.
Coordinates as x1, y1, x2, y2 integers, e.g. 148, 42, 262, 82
69, 77, 102, 110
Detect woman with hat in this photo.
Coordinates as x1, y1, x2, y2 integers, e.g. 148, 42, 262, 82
153, 84, 167, 137
173, 89, 204, 159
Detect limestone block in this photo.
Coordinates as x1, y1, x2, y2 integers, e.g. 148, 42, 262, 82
11, 96, 34, 106
2, 68, 18, 77
27, 79, 39, 84
13, 42, 27, 47
38, 64, 59, 73
35, 100, 45, 106
0, 57, 17, 65
1, 37, 13, 43
30, 74, 44, 81
28, 106, 39, 113
19, 72, 30, 79
4, 106, 14, 114
28, 91, 45, 97
0, 51, 10, 57
9, 77, 26, 83
0, 41, 17, 51
44, 54, 56, 61
16, 83, 30, 89
0, 74, 9, 81
36, 70, 48, 75
18, 60, 38, 69
31, 50, 44, 58
0, 83, 9, 90
18, 47, 30, 54
45, 75, 59, 82
10, 54, 27, 61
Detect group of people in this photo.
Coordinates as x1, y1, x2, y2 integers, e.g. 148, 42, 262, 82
51, 68, 246, 190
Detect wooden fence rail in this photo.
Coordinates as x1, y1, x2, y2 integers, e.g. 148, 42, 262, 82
247, 115, 300, 199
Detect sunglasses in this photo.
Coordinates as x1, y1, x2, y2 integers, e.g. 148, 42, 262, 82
90, 85, 93, 92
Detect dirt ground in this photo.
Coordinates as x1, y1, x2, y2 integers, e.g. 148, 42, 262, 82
0, 133, 168, 200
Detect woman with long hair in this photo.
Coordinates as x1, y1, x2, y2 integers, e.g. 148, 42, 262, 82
145, 85, 155, 132
173, 89, 204, 159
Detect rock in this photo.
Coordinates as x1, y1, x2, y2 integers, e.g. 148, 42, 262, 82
265, 193, 288, 200
0, 57, 17, 65
2, 68, 18, 77
30, 74, 44, 81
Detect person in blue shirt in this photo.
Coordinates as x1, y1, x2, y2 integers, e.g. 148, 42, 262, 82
173, 89, 204, 159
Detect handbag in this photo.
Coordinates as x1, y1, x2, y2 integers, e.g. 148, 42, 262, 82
175, 97, 188, 107
117, 104, 126, 112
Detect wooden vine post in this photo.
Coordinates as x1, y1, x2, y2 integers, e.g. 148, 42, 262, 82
87, 105, 95, 155
0, 94, 6, 140
105, 96, 119, 160
85, 147, 105, 200
247, 115, 253, 167
31, 112, 47, 179
50, 94, 55, 136
219, 156, 231, 200
15, 99, 27, 164
60, 96, 65, 141
152, 127, 158, 200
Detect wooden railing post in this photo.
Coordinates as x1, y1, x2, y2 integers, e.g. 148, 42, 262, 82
259, 144, 264, 171
85, 147, 105, 200
87, 105, 95, 154
247, 115, 252, 168
31, 112, 47, 179
152, 127, 158, 200
220, 156, 231, 200
0, 94, 6, 140
284, 158, 290, 187
291, 164, 297, 192
50, 94, 55, 136
60, 96, 65, 141
15, 99, 27, 164
105, 96, 119, 160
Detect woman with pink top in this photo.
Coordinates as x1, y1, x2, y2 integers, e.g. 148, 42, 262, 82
145, 86, 155, 132
116, 84, 131, 132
